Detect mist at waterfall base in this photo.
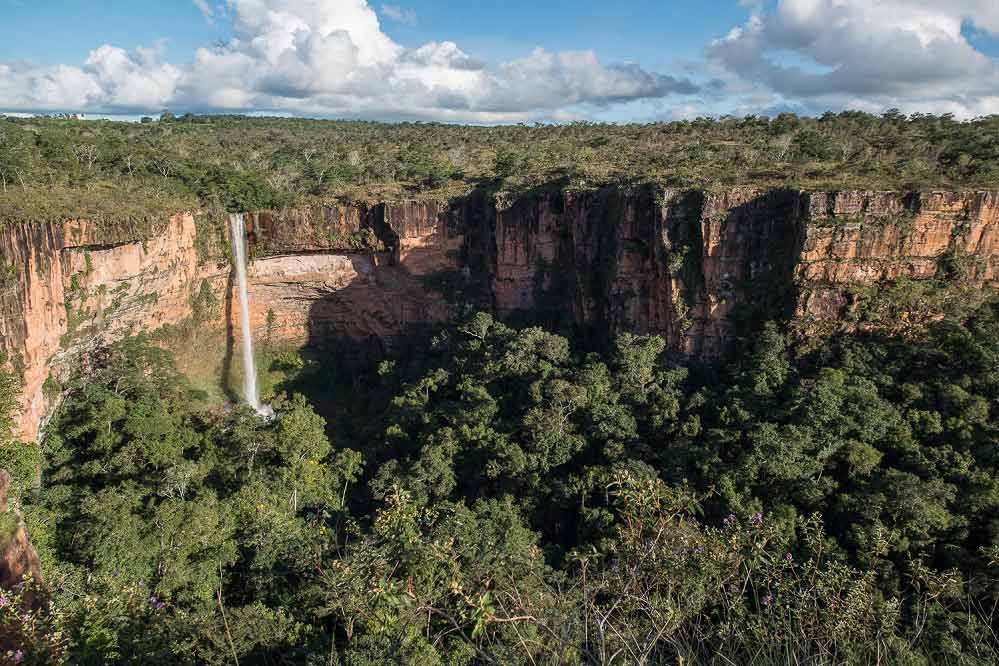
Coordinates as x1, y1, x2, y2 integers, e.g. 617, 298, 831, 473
230, 214, 275, 420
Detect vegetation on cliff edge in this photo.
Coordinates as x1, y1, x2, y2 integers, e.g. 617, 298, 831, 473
1, 111, 997, 229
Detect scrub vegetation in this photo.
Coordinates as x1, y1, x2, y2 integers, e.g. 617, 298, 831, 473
1, 111, 997, 229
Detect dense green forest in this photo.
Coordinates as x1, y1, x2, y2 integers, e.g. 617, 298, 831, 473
2, 108, 998, 660
1, 287, 998, 663
1, 111, 998, 227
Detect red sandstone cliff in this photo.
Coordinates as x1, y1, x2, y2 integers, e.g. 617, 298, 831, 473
0, 213, 229, 440
0, 470, 41, 592
1, 187, 996, 441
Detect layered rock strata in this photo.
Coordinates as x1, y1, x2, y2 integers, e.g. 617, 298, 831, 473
1, 187, 995, 441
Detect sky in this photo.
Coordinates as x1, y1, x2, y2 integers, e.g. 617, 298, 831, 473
1, 0, 998, 123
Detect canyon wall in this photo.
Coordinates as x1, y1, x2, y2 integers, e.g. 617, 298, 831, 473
0, 470, 41, 593
0, 213, 227, 440
1, 187, 996, 441
0, 202, 464, 440
487, 187, 997, 353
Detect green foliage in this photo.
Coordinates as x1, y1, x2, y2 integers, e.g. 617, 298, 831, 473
11, 294, 999, 663
0, 444, 41, 497
0, 579, 71, 664
1, 112, 997, 228
0, 261, 17, 292
330, 228, 386, 252
0, 352, 21, 439
189, 279, 219, 326
15, 336, 360, 663
0, 352, 39, 495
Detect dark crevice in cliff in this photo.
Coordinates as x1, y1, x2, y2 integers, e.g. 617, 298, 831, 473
453, 187, 499, 312
710, 189, 810, 355
368, 203, 400, 263
586, 186, 633, 350
62, 240, 139, 253
672, 189, 706, 352
220, 267, 239, 404
255, 249, 393, 260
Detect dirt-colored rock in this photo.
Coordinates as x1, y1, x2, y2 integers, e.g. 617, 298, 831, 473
0, 213, 229, 440
1, 187, 996, 441
0, 470, 41, 591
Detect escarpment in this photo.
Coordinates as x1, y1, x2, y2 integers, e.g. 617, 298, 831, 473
1, 186, 996, 440
0, 470, 41, 592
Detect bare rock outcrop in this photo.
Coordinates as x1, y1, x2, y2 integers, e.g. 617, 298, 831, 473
0, 470, 41, 592
1, 186, 996, 441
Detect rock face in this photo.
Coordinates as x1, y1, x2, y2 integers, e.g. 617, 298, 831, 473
795, 191, 999, 323
0, 213, 230, 440
1, 187, 997, 441
484, 187, 997, 353
0, 470, 41, 591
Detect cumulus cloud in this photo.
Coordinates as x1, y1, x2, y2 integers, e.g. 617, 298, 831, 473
192, 0, 216, 22
707, 0, 999, 118
10, 0, 993, 121
380, 4, 416, 26
0, 45, 180, 114
0, 0, 697, 121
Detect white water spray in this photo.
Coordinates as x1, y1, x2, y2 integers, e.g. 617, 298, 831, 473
230, 214, 273, 418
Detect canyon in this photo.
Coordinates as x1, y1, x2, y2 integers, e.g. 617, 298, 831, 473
1, 185, 996, 441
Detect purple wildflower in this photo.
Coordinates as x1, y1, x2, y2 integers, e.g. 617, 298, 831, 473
0, 596, 7, 606
149, 595, 158, 606
762, 594, 773, 606
155, 602, 165, 611
723, 513, 736, 527
13, 650, 23, 662
751, 512, 763, 526
784, 552, 793, 562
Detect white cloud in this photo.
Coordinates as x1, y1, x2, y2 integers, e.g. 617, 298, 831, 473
381, 3, 416, 26
192, 0, 216, 23
0, 0, 694, 121
10, 0, 996, 122
0, 45, 180, 114
707, 0, 999, 118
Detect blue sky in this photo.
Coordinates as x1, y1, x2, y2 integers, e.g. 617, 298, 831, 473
1, 0, 997, 122
0, 1, 747, 68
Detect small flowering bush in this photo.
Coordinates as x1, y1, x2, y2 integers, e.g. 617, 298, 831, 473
67, 576, 175, 664
0, 578, 69, 665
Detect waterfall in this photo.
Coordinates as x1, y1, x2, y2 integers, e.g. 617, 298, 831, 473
230, 214, 273, 418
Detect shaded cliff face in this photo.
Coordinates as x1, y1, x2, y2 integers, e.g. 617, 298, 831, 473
0, 470, 41, 592
1, 188, 996, 440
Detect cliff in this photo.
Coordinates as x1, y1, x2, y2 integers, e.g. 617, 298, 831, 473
1, 186, 996, 440
0, 470, 41, 592
486, 187, 997, 352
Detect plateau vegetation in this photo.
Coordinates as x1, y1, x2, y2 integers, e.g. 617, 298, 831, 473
1, 111, 997, 227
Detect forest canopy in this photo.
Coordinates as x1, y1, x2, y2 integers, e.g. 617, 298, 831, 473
1, 292, 998, 664
1, 111, 998, 226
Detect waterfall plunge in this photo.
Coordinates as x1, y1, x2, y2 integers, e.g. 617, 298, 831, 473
230, 214, 274, 419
